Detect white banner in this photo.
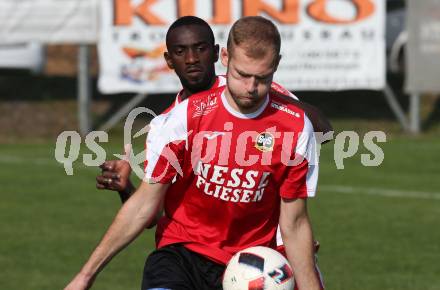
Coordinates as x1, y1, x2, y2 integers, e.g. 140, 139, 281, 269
99, 0, 385, 93
0, 43, 44, 72
0, 0, 98, 44
406, 0, 440, 93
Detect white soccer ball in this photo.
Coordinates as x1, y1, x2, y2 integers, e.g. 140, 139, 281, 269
223, 246, 294, 290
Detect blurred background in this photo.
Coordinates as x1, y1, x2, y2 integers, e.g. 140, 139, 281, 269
0, 1, 439, 289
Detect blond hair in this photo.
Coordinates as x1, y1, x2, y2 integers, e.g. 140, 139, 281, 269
227, 16, 281, 61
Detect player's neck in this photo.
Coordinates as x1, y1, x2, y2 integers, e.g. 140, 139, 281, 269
180, 76, 217, 101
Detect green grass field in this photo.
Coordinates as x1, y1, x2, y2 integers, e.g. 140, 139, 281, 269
1, 134, 439, 290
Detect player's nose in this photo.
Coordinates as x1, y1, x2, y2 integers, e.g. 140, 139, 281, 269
185, 48, 199, 64
245, 77, 258, 94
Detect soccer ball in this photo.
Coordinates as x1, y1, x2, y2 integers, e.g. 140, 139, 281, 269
222, 246, 294, 290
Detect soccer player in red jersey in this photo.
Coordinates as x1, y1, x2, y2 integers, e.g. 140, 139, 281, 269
65, 16, 324, 290
96, 16, 331, 204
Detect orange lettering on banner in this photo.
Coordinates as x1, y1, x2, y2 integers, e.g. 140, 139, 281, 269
307, 0, 375, 24
178, 0, 195, 17
243, 0, 299, 24
114, 0, 132, 25
210, 0, 231, 24
113, 0, 166, 26
135, 0, 166, 24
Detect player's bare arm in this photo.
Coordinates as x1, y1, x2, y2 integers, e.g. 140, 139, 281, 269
279, 197, 321, 290
64, 181, 170, 290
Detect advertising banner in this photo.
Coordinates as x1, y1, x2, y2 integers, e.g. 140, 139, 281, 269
406, 0, 440, 93
0, 0, 98, 44
0, 43, 44, 72
99, 0, 385, 93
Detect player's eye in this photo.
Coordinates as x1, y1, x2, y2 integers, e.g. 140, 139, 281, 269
174, 48, 185, 55
256, 75, 270, 82
255, 73, 272, 83
196, 45, 207, 52
238, 72, 251, 79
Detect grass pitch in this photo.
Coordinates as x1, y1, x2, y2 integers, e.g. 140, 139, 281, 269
0, 135, 439, 290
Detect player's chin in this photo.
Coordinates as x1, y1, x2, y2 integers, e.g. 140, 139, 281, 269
236, 98, 257, 108
185, 71, 206, 82
186, 78, 209, 91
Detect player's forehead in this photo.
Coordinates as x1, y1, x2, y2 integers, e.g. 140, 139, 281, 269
230, 45, 276, 77
167, 24, 212, 47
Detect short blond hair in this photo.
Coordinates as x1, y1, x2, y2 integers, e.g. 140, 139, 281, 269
227, 16, 281, 61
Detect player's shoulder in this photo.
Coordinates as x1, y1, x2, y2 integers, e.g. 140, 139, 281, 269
270, 81, 299, 100
161, 102, 177, 115
269, 90, 305, 117
267, 89, 314, 133
186, 85, 224, 108
152, 94, 191, 128
160, 86, 224, 124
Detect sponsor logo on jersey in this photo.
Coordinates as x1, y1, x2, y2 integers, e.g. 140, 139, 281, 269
255, 132, 275, 152
194, 162, 271, 204
192, 93, 218, 118
271, 102, 301, 118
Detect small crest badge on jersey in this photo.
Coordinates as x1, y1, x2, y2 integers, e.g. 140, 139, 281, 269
255, 132, 275, 152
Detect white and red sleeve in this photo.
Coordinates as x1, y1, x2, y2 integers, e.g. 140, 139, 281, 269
279, 114, 319, 198
271, 81, 299, 101
144, 100, 189, 184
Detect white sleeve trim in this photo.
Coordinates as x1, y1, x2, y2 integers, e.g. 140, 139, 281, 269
295, 114, 319, 197
288, 91, 299, 101
144, 100, 188, 180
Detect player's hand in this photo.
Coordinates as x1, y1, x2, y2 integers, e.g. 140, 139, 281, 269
64, 272, 93, 290
96, 145, 132, 192
96, 159, 132, 192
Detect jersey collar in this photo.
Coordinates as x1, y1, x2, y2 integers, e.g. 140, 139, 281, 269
220, 90, 269, 119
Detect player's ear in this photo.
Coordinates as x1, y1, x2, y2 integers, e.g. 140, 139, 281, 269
164, 51, 174, 69
220, 47, 229, 67
213, 44, 220, 63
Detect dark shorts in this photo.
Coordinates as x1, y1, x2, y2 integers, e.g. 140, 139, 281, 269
141, 244, 225, 290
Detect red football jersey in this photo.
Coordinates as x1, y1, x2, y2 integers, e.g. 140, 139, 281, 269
144, 86, 317, 265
